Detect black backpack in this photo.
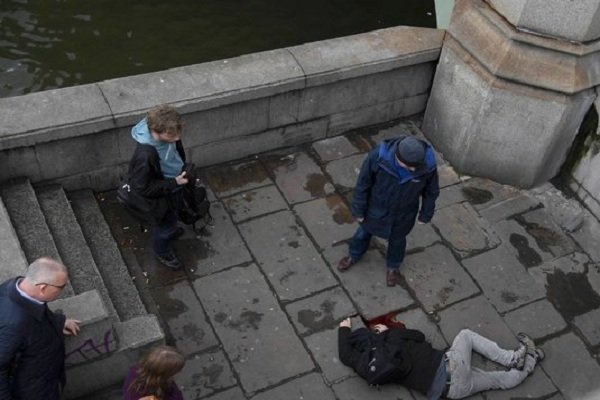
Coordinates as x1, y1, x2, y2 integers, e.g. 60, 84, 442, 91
355, 333, 410, 385
171, 181, 213, 232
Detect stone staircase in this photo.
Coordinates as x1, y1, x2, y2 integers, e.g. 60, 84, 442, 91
0, 179, 164, 399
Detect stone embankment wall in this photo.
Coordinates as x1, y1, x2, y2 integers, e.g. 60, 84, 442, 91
0, 26, 443, 192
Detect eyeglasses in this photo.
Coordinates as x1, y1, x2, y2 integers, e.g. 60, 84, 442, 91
36, 282, 67, 290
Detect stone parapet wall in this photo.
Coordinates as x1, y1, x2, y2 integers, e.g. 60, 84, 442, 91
0, 26, 443, 191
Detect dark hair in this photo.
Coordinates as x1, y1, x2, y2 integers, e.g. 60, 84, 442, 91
146, 104, 183, 137
128, 345, 185, 399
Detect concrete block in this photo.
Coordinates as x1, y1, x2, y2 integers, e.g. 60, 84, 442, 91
0, 84, 114, 150
289, 26, 443, 87
489, 0, 600, 42
0, 198, 28, 282
54, 163, 127, 193
0, 146, 42, 183
36, 130, 122, 180
239, 210, 337, 301
99, 48, 304, 124
50, 290, 115, 366
282, 117, 328, 144
268, 90, 302, 128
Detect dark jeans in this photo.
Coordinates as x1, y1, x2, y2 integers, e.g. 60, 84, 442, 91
348, 223, 411, 269
152, 209, 178, 256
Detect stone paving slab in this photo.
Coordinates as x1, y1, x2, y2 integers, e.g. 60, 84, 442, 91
542, 333, 600, 400
323, 246, 414, 319
462, 245, 546, 313
285, 286, 356, 335
223, 185, 287, 223
304, 326, 356, 383
293, 194, 356, 249
433, 203, 500, 258
204, 387, 246, 400
324, 153, 365, 191
193, 264, 314, 393
569, 213, 600, 262
460, 177, 521, 211
396, 307, 448, 349
177, 350, 237, 399
435, 184, 467, 209
403, 244, 480, 312
478, 194, 541, 223
150, 281, 218, 356
203, 160, 272, 198
503, 299, 566, 340
493, 218, 554, 269
175, 202, 252, 278
312, 136, 359, 162
438, 296, 519, 350
374, 221, 441, 256
573, 308, 600, 347
332, 376, 414, 400
238, 210, 337, 301
262, 151, 333, 204
251, 373, 336, 400
437, 165, 460, 188
514, 208, 577, 259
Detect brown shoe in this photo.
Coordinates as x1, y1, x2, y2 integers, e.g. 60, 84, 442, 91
337, 256, 355, 272
386, 269, 401, 287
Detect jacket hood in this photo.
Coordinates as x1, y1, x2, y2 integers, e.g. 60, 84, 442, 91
131, 118, 158, 145
378, 137, 436, 179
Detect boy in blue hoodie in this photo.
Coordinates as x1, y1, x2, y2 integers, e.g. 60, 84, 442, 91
337, 135, 440, 286
125, 105, 190, 269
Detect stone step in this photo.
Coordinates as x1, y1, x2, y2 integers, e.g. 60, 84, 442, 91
69, 189, 146, 321
0, 197, 28, 282
64, 315, 164, 400
37, 185, 118, 320
1, 179, 74, 297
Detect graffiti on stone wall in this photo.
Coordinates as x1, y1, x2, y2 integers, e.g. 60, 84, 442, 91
65, 329, 117, 366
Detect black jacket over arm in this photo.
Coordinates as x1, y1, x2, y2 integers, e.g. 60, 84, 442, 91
338, 326, 445, 393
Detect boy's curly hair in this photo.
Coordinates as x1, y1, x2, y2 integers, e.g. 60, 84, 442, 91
146, 104, 183, 137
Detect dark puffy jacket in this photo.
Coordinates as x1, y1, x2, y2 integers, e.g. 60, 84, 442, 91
121, 141, 186, 226
0, 278, 66, 400
338, 326, 444, 393
351, 137, 439, 238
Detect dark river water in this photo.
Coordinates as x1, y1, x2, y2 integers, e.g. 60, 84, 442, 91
0, 0, 435, 98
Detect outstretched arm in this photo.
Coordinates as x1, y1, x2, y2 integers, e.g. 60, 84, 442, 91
338, 318, 362, 368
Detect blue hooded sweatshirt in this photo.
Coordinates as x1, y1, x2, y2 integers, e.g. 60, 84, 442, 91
131, 118, 184, 179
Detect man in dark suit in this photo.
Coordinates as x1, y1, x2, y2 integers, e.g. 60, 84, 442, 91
0, 257, 80, 399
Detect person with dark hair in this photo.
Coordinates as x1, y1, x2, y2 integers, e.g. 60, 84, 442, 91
337, 135, 440, 286
0, 257, 80, 400
122, 104, 190, 270
123, 345, 185, 400
338, 318, 544, 399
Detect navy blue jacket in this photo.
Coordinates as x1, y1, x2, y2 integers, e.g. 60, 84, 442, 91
0, 278, 66, 400
351, 137, 439, 239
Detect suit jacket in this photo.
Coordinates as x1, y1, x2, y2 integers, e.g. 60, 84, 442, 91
0, 278, 66, 400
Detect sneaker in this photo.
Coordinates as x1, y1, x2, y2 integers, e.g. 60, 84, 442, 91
510, 344, 527, 370
155, 252, 183, 270
517, 332, 536, 353
386, 269, 401, 287
337, 256, 356, 272
523, 348, 545, 375
169, 227, 185, 240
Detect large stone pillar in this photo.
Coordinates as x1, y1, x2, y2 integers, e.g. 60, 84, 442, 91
423, 0, 600, 187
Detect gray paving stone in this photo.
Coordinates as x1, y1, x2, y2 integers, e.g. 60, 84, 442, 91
479, 194, 541, 223
433, 203, 500, 258
238, 211, 337, 301
203, 387, 246, 400
323, 246, 414, 320
176, 202, 252, 278
285, 286, 356, 335
177, 350, 237, 400
503, 300, 566, 340
396, 307, 448, 349
460, 177, 522, 211
462, 246, 546, 313
570, 212, 600, 262
371, 122, 417, 144
304, 327, 355, 383
514, 208, 577, 259
293, 194, 356, 249
484, 368, 557, 400
541, 333, 600, 400
263, 151, 332, 204
493, 218, 554, 268
324, 154, 365, 191
194, 264, 314, 393
403, 244, 479, 312
312, 136, 359, 162
151, 281, 218, 356
438, 296, 519, 350
223, 185, 287, 223
251, 373, 336, 400
203, 160, 272, 198
437, 165, 460, 188
374, 222, 441, 254
436, 184, 467, 209
331, 376, 413, 400
573, 309, 600, 347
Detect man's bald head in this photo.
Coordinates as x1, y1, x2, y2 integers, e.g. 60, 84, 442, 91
25, 257, 68, 285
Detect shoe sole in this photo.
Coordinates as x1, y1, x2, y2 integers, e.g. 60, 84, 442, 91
155, 256, 183, 270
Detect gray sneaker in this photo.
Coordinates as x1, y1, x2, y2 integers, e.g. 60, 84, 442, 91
517, 332, 536, 352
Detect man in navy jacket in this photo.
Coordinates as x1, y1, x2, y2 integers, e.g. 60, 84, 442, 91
338, 135, 440, 286
0, 257, 80, 399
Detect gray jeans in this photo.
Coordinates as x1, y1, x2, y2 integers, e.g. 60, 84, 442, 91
446, 329, 528, 399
